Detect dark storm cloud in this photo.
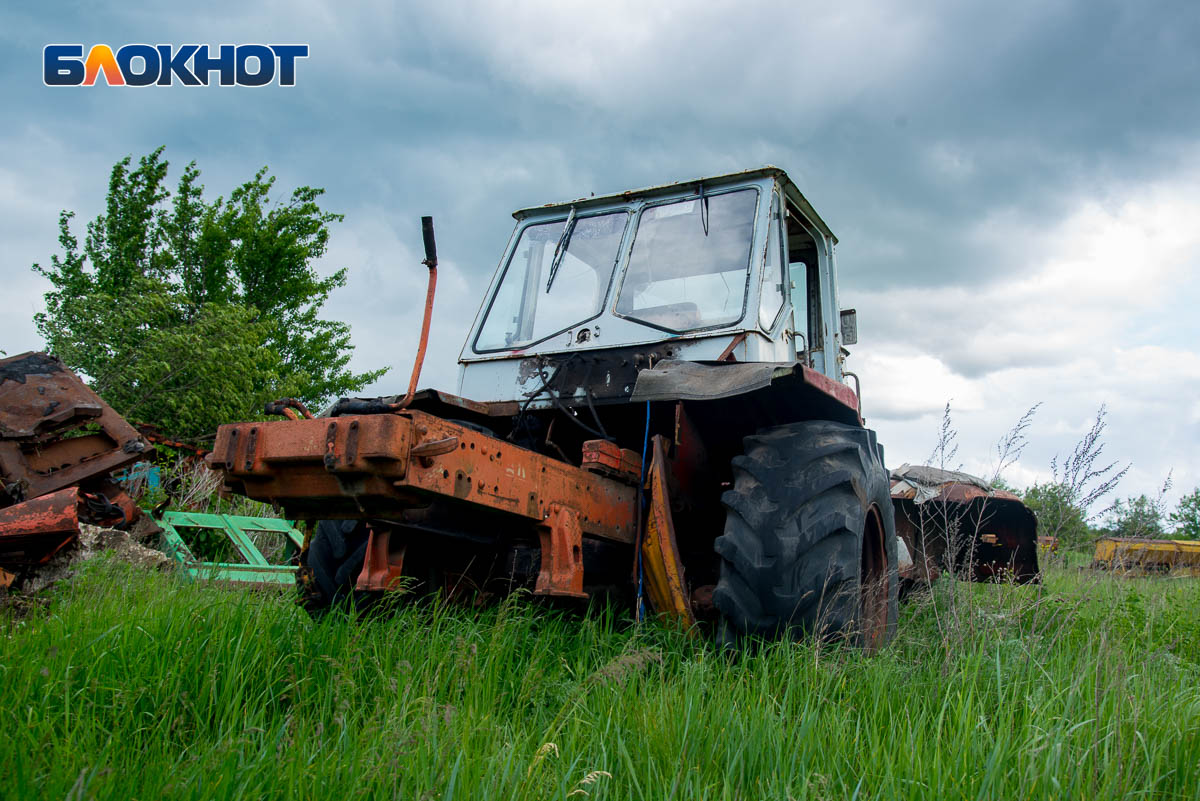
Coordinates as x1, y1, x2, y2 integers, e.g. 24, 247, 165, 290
2, 0, 1198, 501
6, 0, 1195, 302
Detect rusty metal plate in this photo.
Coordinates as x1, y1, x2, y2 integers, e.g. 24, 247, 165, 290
0, 487, 81, 565
211, 410, 637, 544
0, 352, 149, 502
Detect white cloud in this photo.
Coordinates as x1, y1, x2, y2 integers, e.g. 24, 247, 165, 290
850, 161, 1200, 506
4, 0, 1198, 514
856, 347, 982, 421
925, 141, 976, 181
853, 155, 1200, 375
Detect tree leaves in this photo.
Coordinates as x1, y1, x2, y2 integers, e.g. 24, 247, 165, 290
1169, 489, 1200, 540
1023, 482, 1092, 550
32, 148, 386, 440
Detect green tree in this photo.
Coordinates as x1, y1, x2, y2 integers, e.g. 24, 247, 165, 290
33, 148, 385, 439
989, 475, 1018, 494
1168, 488, 1200, 539
1023, 482, 1092, 550
1109, 495, 1166, 539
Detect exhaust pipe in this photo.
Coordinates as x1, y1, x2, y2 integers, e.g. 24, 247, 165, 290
397, 216, 439, 410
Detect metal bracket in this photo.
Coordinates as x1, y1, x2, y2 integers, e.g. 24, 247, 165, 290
534, 503, 587, 598
355, 526, 407, 591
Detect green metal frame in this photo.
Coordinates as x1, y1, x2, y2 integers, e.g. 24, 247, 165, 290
155, 511, 304, 585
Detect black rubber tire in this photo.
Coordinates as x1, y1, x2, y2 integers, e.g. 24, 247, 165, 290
713, 420, 899, 649
300, 519, 370, 612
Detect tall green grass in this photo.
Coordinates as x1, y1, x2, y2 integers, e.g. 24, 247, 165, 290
2, 561, 1198, 800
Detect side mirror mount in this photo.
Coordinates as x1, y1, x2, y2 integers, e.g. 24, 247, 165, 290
839, 308, 858, 346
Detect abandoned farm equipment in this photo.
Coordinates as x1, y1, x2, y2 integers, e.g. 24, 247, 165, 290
890, 464, 1040, 595
210, 167, 1037, 647
154, 510, 305, 584
0, 352, 153, 587
1092, 537, 1200, 576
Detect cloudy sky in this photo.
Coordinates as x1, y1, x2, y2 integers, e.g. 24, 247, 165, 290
3, 1, 1198, 515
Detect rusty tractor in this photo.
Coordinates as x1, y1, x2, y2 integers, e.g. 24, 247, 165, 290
209, 167, 1034, 647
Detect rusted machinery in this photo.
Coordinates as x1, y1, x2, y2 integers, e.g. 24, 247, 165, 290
890, 464, 1039, 590
1092, 537, 1200, 576
0, 352, 151, 583
207, 167, 1023, 647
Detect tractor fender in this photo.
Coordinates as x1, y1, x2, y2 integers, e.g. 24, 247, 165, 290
630, 360, 861, 425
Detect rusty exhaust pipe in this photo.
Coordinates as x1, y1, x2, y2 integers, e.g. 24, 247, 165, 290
396, 216, 439, 410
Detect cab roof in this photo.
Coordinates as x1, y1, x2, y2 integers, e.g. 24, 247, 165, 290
512, 165, 836, 244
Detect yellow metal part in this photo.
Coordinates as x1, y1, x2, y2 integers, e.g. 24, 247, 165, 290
1037, 535, 1059, 555
641, 435, 697, 631
1093, 537, 1200, 575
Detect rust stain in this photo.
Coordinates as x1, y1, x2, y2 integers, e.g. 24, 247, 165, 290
0, 352, 150, 501
210, 410, 637, 544
534, 503, 586, 598
0, 487, 81, 565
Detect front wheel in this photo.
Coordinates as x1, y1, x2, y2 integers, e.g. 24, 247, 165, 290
298, 519, 370, 613
713, 420, 898, 651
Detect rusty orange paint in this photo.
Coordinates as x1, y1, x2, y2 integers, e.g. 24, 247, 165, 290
0, 487, 81, 565
210, 410, 638, 544
800, 364, 860, 418
397, 218, 439, 411
717, 332, 748, 362
0, 352, 149, 500
581, 439, 641, 484
534, 503, 586, 598
355, 526, 407, 591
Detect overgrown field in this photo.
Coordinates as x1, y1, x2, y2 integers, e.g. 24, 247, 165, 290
2, 561, 1199, 800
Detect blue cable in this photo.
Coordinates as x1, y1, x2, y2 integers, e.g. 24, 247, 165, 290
635, 400, 650, 622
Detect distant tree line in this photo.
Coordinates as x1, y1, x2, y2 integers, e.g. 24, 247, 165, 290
1022, 482, 1200, 547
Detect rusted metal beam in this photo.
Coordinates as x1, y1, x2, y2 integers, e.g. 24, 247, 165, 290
717, 332, 748, 362
0, 487, 81, 566
210, 410, 638, 545
396, 216, 439, 411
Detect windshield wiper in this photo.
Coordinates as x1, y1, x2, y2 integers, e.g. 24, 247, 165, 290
545, 205, 577, 293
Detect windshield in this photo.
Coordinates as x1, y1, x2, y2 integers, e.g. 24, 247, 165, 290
475, 211, 629, 352
615, 188, 758, 332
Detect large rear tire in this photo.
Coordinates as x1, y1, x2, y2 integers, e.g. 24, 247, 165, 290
713, 420, 898, 650
299, 519, 370, 613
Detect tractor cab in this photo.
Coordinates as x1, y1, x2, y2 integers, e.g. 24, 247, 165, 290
458, 167, 856, 407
